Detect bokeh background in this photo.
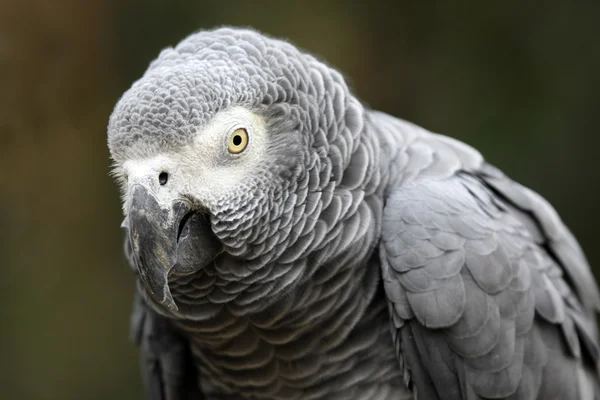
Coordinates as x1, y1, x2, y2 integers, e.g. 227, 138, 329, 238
2, 1, 599, 399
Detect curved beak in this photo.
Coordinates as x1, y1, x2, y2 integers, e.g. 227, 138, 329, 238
126, 185, 221, 312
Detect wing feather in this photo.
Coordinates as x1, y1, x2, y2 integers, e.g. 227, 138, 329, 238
381, 172, 600, 399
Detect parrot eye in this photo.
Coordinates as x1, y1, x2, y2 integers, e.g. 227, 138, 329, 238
227, 128, 248, 154
159, 172, 169, 185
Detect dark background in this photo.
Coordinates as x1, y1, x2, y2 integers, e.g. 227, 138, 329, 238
1, 1, 599, 399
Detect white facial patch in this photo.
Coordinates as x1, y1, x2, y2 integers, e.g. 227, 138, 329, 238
119, 106, 268, 213
185, 106, 267, 194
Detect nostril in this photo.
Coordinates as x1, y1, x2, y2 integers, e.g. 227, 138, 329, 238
159, 172, 169, 185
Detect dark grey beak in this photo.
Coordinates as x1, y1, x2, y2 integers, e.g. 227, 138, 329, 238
127, 185, 221, 311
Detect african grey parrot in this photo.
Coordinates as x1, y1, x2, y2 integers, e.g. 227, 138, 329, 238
107, 27, 600, 400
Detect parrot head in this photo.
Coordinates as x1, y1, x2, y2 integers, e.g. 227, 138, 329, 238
108, 27, 361, 313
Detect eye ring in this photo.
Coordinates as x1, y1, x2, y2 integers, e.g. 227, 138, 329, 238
227, 128, 249, 154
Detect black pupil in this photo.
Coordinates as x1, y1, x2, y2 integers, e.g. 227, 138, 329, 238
232, 135, 242, 146
159, 172, 168, 185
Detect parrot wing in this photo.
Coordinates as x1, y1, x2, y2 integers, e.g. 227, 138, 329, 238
380, 166, 600, 399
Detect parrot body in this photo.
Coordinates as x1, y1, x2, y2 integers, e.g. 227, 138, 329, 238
108, 27, 600, 400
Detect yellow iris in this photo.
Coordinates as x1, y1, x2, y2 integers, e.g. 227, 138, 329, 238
227, 128, 249, 154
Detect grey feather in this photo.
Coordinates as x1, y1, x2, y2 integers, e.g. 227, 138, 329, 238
131, 289, 203, 400
108, 27, 599, 400
381, 167, 599, 399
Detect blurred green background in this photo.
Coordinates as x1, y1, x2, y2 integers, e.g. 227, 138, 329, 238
1, 1, 599, 399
